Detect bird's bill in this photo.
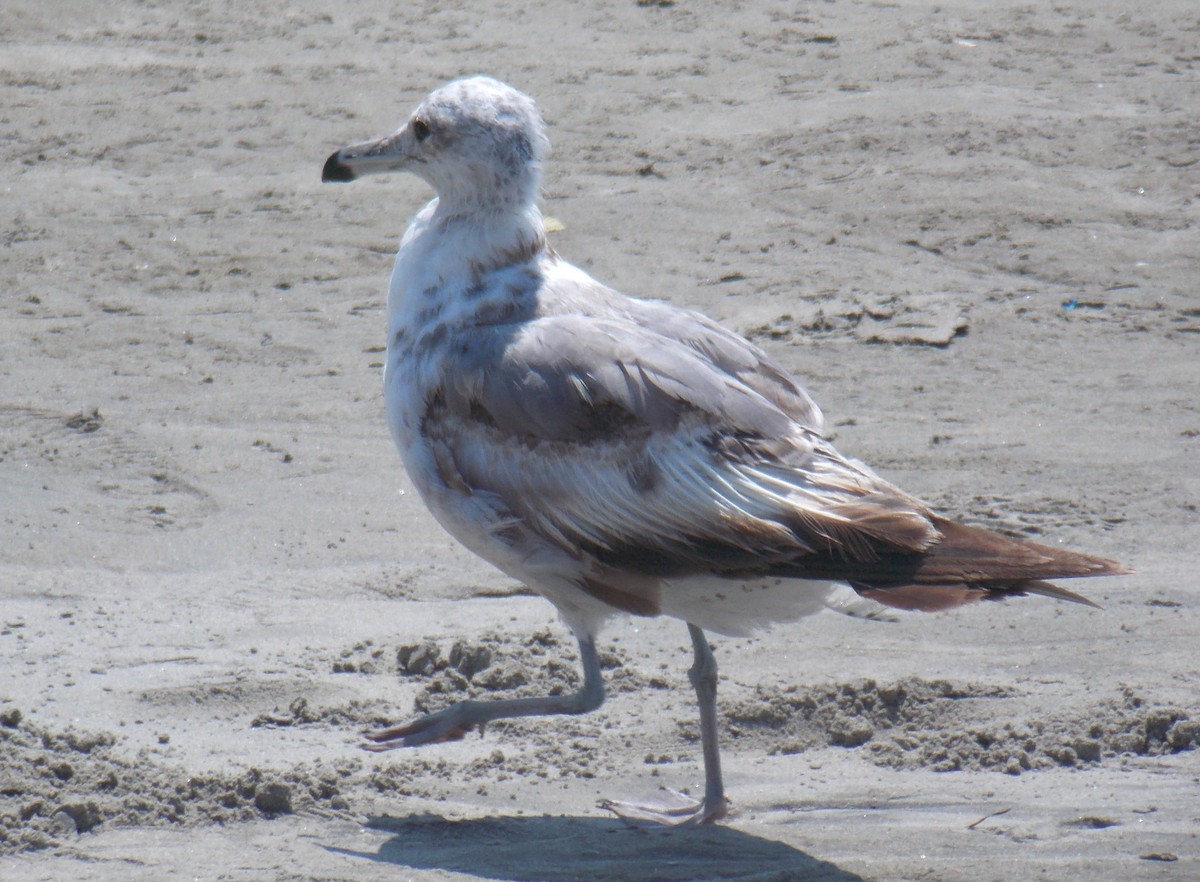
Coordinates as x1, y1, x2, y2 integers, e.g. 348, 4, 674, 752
322, 134, 406, 183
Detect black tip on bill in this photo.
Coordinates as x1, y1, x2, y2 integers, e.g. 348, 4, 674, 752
322, 151, 356, 183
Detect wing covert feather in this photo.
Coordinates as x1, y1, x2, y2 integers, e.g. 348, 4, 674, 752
423, 314, 939, 577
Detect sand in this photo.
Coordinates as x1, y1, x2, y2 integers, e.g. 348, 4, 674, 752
2, 0, 1198, 879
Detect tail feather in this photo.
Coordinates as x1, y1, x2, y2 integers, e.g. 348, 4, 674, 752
1019, 579, 1104, 610
901, 516, 1126, 581
856, 577, 1106, 613
771, 514, 1128, 612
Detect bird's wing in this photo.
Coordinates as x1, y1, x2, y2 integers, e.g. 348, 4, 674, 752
623, 298, 825, 431
423, 313, 939, 585
530, 264, 824, 430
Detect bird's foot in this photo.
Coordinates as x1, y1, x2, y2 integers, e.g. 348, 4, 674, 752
600, 788, 730, 826
363, 704, 480, 751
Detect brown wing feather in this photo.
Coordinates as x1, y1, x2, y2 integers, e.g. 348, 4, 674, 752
771, 515, 1127, 611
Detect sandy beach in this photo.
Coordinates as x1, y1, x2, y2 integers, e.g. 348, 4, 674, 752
2, 1, 1198, 879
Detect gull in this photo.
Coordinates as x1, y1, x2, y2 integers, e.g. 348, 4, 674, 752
321, 76, 1128, 825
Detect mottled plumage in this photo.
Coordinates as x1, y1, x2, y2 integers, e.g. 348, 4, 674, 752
322, 76, 1127, 825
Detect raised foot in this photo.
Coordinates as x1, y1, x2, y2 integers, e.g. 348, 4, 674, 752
362, 705, 479, 751
600, 788, 730, 827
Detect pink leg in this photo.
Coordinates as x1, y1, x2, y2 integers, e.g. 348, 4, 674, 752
601, 623, 730, 825
364, 634, 605, 749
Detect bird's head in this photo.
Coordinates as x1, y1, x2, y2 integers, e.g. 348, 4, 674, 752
322, 76, 549, 215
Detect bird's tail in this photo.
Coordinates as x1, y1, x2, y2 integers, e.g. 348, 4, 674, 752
850, 516, 1129, 612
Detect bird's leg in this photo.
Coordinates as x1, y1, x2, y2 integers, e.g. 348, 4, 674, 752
601, 623, 730, 825
688, 622, 730, 821
363, 633, 605, 750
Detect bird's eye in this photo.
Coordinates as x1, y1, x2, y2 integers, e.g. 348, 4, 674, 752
412, 117, 431, 142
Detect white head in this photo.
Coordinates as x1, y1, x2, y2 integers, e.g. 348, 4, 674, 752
323, 76, 549, 215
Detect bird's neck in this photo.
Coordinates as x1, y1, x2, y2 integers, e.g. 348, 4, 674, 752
430, 197, 546, 276
387, 197, 546, 339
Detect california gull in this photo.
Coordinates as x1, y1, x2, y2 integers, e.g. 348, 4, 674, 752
321, 76, 1127, 825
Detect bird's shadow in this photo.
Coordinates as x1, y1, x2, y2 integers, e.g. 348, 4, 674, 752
324, 812, 865, 882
